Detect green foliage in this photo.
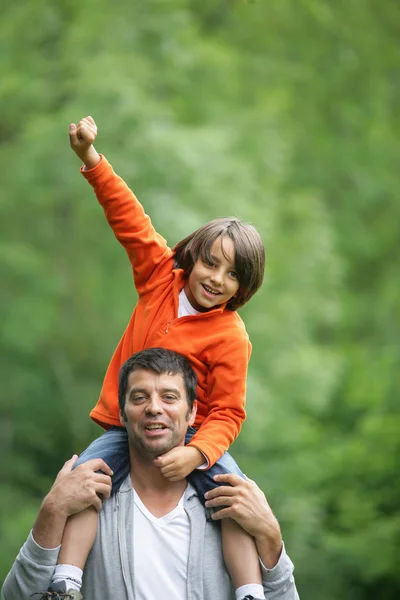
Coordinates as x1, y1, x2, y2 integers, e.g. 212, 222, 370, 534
1, 1, 399, 598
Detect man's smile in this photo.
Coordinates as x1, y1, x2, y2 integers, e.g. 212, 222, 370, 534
143, 421, 169, 436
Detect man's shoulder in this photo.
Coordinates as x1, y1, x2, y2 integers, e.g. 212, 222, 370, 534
184, 482, 199, 502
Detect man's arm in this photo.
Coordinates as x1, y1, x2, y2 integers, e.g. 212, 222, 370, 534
1, 456, 112, 600
33, 455, 112, 547
204, 473, 300, 600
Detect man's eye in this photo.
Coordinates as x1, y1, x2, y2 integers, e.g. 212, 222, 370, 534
133, 395, 146, 403
164, 395, 177, 402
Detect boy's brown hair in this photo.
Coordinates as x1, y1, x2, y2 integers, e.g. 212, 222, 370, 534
173, 217, 265, 311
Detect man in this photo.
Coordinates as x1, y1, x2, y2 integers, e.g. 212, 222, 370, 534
2, 349, 299, 600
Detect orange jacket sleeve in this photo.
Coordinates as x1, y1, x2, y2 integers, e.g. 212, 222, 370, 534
81, 156, 172, 294
187, 328, 251, 467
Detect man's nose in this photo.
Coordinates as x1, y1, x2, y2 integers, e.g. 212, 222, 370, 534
145, 395, 163, 414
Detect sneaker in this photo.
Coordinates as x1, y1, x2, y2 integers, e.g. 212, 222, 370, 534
30, 594, 82, 600
30, 581, 83, 600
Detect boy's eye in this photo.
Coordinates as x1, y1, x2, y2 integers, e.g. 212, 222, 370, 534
229, 271, 238, 279
203, 258, 216, 267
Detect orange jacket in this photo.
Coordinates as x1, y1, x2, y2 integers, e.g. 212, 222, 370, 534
82, 156, 251, 467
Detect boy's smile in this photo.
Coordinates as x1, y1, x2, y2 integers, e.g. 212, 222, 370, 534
184, 236, 240, 312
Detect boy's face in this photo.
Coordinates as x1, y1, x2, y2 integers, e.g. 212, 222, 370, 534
184, 236, 240, 312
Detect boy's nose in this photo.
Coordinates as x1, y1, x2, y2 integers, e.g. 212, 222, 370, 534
210, 269, 224, 285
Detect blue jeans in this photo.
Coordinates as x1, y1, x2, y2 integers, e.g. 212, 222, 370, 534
74, 426, 244, 505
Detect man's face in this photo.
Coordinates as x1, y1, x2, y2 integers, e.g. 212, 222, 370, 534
120, 369, 197, 459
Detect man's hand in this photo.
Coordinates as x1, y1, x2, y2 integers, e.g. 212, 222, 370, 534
154, 446, 204, 482
32, 455, 113, 549
47, 455, 113, 516
69, 115, 101, 169
204, 473, 283, 569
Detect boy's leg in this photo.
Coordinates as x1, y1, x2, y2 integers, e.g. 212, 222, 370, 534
187, 444, 263, 600
50, 428, 129, 593
222, 519, 263, 599
50, 507, 97, 593
56, 506, 98, 564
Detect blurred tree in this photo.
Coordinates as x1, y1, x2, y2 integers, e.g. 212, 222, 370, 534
1, 1, 399, 598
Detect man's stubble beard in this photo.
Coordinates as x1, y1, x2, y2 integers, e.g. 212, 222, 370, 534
128, 412, 192, 461
128, 426, 181, 461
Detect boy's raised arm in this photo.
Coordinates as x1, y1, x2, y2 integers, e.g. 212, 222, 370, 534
69, 115, 101, 170
69, 116, 173, 293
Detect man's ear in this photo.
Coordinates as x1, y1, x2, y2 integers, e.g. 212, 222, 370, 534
188, 400, 197, 427
119, 411, 126, 426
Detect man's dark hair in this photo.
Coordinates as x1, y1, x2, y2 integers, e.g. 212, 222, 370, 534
173, 217, 265, 311
119, 348, 197, 417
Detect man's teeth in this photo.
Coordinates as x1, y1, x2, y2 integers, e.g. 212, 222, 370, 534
146, 424, 165, 430
203, 285, 220, 295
